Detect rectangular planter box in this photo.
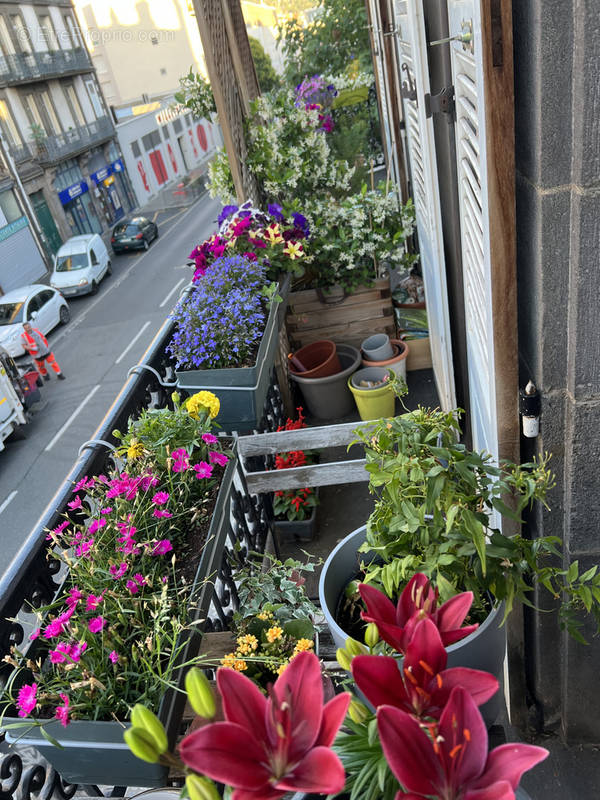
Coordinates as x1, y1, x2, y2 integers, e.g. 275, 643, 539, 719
3, 457, 238, 788
175, 297, 280, 434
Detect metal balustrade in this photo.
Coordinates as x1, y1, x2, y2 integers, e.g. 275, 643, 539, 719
8, 143, 33, 163
34, 116, 115, 164
0, 309, 285, 798
0, 48, 92, 86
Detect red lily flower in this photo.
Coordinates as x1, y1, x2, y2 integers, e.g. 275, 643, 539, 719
179, 651, 350, 800
352, 618, 498, 719
377, 686, 548, 800
359, 574, 478, 653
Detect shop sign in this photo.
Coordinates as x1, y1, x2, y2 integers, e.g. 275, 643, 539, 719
91, 166, 110, 184
58, 181, 89, 206
111, 158, 124, 173
0, 216, 27, 242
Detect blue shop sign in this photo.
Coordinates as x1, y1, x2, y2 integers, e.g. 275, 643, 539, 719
0, 216, 28, 242
58, 181, 89, 206
111, 158, 124, 173
91, 166, 110, 184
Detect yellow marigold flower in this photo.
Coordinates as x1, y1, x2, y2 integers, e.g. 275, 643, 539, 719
283, 241, 304, 260
293, 638, 314, 654
266, 626, 283, 643
127, 439, 144, 460
185, 391, 220, 420
233, 660, 247, 672
221, 652, 236, 668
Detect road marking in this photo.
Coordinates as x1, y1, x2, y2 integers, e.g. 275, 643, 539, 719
0, 490, 17, 515
159, 278, 185, 309
44, 384, 101, 452
115, 320, 151, 364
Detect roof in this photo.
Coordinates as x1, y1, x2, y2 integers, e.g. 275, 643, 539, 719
0, 284, 48, 303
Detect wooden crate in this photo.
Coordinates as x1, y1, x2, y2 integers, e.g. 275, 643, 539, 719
286, 279, 395, 350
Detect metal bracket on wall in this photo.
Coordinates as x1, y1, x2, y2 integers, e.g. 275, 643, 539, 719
425, 86, 455, 120
401, 62, 417, 103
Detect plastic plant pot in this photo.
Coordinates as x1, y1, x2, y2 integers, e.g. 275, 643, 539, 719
288, 340, 341, 379
361, 338, 410, 382
348, 368, 395, 420
289, 344, 360, 420
361, 333, 395, 362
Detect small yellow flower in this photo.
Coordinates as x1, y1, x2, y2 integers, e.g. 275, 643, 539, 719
276, 662, 289, 676
233, 659, 247, 672
236, 634, 258, 655
283, 241, 304, 260
257, 611, 273, 621
185, 391, 220, 420
221, 652, 236, 668
293, 638, 314, 654
127, 439, 144, 460
266, 626, 283, 643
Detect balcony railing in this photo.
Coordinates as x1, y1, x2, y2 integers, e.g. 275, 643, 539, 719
8, 142, 32, 163
34, 115, 115, 163
0, 47, 91, 86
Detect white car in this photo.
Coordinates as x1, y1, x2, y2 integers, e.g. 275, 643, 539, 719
0, 285, 70, 357
50, 234, 112, 297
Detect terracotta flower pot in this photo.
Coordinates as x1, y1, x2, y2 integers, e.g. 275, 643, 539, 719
288, 340, 341, 379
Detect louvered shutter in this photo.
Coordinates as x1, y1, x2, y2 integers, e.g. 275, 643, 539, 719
392, 1, 456, 411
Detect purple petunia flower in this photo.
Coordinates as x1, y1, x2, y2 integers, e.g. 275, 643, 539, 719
268, 203, 284, 222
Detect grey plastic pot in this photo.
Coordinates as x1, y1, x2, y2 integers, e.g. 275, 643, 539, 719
272, 493, 318, 542
361, 333, 394, 362
175, 298, 279, 433
318, 525, 506, 726
290, 344, 360, 420
351, 366, 391, 390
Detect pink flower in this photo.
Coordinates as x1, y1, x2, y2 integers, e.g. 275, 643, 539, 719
179, 652, 350, 799
70, 642, 87, 662
193, 462, 213, 479
55, 693, 70, 727
74, 476, 94, 492
126, 579, 139, 595
109, 650, 119, 664
202, 433, 218, 444
171, 448, 190, 473
140, 474, 160, 491
377, 687, 548, 800
43, 618, 67, 639
86, 592, 105, 611
359, 574, 478, 654
46, 520, 70, 540
29, 628, 40, 641
16, 683, 37, 718
49, 643, 72, 663
133, 573, 146, 586
110, 563, 128, 579
88, 616, 106, 634
153, 508, 173, 518
75, 538, 94, 558
209, 451, 229, 467
100, 507, 113, 515
152, 492, 170, 505
88, 518, 107, 536
66, 587, 83, 607
152, 539, 173, 556
67, 496, 82, 510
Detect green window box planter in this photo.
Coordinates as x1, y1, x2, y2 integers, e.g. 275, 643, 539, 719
175, 296, 280, 434
3, 457, 238, 788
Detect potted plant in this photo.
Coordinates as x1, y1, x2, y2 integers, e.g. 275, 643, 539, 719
348, 367, 395, 420
168, 254, 283, 433
0, 392, 235, 787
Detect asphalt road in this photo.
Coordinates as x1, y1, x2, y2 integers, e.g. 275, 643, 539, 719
0, 194, 221, 572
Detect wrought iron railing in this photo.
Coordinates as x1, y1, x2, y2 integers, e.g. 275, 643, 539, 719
8, 143, 33, 163
0, 309, 285, 798
0, 48, 92, 86
34, 116, 115, 164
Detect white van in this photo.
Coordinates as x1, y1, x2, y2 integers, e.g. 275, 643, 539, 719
50, 234, 111, 297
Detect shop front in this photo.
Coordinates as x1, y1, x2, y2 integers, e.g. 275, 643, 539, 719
90, 158, 133, 227
57, 181, 102, 237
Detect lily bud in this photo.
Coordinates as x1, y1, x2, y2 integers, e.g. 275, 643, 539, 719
123, 726, 161, 763
186, 774, 220, 800
171, 391, 181, 406
185, 667, 216, 719
345, 637, 368, 657
364, 622, 379, 649
336, 647, 352, 671
348, 698, 369, 725
130, 704, 168, 753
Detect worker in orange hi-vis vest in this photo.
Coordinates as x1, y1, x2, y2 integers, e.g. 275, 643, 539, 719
21, 322, 65, 381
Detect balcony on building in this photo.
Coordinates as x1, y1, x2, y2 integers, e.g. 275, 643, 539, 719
0, 47, 92, 87
33, 116, 115, 164
8, 142, 33, 163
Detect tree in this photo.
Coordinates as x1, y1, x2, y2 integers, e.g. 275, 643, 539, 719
278, 0, 371, 87
248, 37, 280, 94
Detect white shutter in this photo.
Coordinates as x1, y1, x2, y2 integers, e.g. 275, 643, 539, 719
445, 0, 498, 462
392, 1, 456, 411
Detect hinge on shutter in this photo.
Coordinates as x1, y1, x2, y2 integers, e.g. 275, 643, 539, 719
424, 86, 455, 119
400, 63, 417, 103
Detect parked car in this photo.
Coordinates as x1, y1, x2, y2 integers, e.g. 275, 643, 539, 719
50, 234, 111, 297
111, 216, 159, 253
0, 285, 70, 357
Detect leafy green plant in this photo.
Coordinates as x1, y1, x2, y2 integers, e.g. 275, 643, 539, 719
352, 405, 600, 641
248, 36, 280, 94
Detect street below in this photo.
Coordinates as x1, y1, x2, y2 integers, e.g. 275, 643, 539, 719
0, 194, 220, 572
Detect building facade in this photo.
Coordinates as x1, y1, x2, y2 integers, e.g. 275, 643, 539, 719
0, 0, 135, 284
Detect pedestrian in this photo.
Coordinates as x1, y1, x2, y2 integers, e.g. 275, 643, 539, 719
21, 322, 65, 381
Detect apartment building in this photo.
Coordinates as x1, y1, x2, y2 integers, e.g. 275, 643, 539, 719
0, 0, 135, 282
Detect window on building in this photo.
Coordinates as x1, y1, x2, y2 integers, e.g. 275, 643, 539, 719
63, 14, 83, 49
0, 99, 22, 146
38, 15, 59, 51
0, 189, 22, 224
84, 77, 103, 118
0, 17, 15, 55
173, 117, 183, 134
24, 94, 47, 135
65, 85, 85, 126
10, 15, 32, 54
54, 159, 83, 191
131, 140, 141, 158
142, 131, 161, 151
40, 91, 61, 134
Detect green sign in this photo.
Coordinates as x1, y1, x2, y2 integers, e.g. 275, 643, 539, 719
0, 216, 28, 243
